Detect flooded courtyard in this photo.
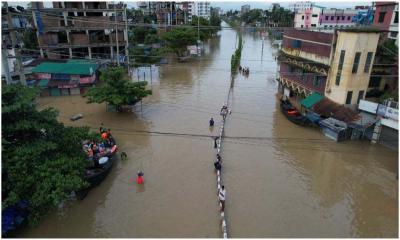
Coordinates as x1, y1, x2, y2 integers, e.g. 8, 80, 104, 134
18, 22, 398, 238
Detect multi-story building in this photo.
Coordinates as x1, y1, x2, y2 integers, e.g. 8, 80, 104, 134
211, 7, 221, 17
289, 1, 314, 13
318, 9, 358, 29
30, 1, 128, 62
278, 28, 380, 106
190, 2, 210, 20
241, 4, 250, 15
294, 5, 324, 28
295, 5, 359, 29
372, 1, 399, 41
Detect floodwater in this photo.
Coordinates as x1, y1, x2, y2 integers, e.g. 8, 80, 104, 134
18, 22, 398, 237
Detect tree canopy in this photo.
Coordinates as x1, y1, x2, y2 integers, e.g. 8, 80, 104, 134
84, 67, 152, 111
162, 27, 197, 57
2, 84, 96, 225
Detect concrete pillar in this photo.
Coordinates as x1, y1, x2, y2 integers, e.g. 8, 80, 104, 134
110, 46, 114, 61
88, 47, 92, 59
69, 48, 73, 58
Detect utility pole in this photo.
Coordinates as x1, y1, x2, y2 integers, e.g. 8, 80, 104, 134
124, 6, 130, 74
5, 2, 26, 85
114, 1, 120, 66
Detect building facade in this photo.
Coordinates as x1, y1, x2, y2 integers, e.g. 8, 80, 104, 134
30, 1, 128, 62
278, 29, 380, 106
294, 6, 323, 29
190, 2, 210, 20
372, 1, 399, 40
289, 1, 314, 13
318, 9, 358, 29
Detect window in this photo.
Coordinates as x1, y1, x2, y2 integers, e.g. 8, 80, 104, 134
342, 16, 345, 20
390, 31, 398, 38
364, 52, 373, 73
346, 91, 353, 104
311, 24, 316, 27
324, 25, 327, 29
288, 65, 294, 72
357, 90, 364, 104
352, 52, 361, 73
313, 76, 322, 87
394, 12, 398, 23
301, 24, 303, 28
336, 50, 345, 86
369, 76, 381, 87
331, 16, 334, 20
312, 14, 318, 17
292, 39, 302, 48
378, 12, 386, 23
348, 16, 351, 20
306, 16, 309, 20
337, 16, 340, 20
325, 16, 329, 20
302, 15, 304, 20
330, 25, 333, 28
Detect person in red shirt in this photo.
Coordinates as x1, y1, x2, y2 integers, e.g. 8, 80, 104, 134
136, 171, 144, 184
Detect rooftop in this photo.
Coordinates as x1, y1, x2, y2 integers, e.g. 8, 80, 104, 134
32, 60, 98, 75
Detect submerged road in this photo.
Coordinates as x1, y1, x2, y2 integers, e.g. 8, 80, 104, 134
20, 22, 398, 237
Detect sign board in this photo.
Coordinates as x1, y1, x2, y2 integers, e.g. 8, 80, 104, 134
358, 100, 378, 114
384, 106, 398, 121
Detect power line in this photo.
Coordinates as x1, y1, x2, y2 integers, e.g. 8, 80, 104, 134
19, 48, 399, 78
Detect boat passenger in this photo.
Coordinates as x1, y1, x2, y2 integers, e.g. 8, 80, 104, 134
101, 132, 108, 140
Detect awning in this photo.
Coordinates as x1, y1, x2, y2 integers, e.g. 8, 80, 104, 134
301, 92, 323, 109
37, 79, 49, 88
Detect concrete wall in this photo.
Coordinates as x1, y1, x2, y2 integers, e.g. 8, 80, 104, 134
325, 31, 380, 105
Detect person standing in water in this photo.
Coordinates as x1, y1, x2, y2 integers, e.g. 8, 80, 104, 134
219, 185, 226, 211
209, 118, 214, 127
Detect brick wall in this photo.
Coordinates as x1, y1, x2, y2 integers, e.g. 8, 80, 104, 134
70, 33, 89, 45
283, 30, 333, 58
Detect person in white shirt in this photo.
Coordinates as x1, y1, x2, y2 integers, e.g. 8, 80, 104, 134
219, 185, 226, 211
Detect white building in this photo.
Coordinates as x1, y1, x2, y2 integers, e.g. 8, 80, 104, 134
241, 4, 250, 14
289, 1, 314, 13
189, 2, 210, 20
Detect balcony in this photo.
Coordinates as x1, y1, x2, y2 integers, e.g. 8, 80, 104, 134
280, 63, 327, 94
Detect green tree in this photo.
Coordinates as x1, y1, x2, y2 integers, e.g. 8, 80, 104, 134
130, 46, 165, 66
84, 67, 152, 111
22, 28, 38, 50
2, 84, 96, 225
162, 27, 197, 57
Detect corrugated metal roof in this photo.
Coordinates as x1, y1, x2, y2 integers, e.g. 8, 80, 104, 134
32, 60, 97, 75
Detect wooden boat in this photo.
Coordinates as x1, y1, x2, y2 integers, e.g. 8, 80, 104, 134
76, 144, 118, 200
280, 99, 311, 126
70, 113, 83, 121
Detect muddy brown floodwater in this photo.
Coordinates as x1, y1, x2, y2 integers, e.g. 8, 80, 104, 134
18, 22, 398, 238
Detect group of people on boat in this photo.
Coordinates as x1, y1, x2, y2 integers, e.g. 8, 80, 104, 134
239, 66, 250, 75
82, 124, 117, 167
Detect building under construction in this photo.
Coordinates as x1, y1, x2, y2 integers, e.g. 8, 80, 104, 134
30, 1, 129, 63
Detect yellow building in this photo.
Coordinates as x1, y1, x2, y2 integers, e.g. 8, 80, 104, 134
325, 30, 380, 105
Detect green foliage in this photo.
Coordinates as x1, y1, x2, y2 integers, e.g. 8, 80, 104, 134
2, 84, 96, 225
130, 46, 166, 66
162, 27, 197, 57
22, 28, 38, 50
129, 27, 157, 44
231, 34, 243, 74
241, 9, 263, 24
190, 15, 221, 41
379, 91, 399, 103
84, 67, 152, 111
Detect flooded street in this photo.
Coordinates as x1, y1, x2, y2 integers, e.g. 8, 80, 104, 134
19, 22, 398, 237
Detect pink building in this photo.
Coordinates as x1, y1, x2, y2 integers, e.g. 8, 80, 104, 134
318, 9, 358, 29
373, 1, 398, 40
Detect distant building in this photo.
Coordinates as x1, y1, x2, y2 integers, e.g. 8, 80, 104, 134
319, 9, 358, 29
372, 1, 398, 41
241, 4, 250, 15
269, 3, 281, 11
295, 6, 358, 29
294, 5, 324, 29
278, 28, 380, 106
190, 2, 210, 20
289, 1, 314, 13
211, 7, 221, 17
